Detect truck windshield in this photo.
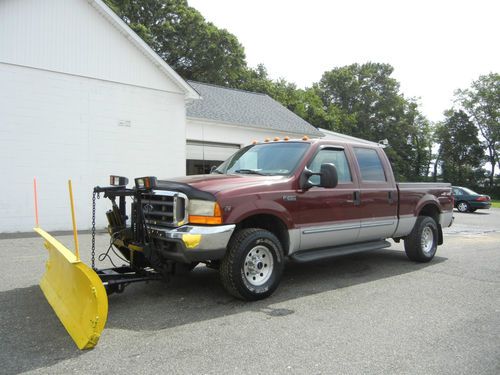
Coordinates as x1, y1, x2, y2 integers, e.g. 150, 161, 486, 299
214, 142, 310, 176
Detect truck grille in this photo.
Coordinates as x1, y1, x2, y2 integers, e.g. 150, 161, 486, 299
140, 191, 187, 228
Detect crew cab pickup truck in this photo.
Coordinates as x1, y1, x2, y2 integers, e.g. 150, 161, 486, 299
101, 138, 454, 300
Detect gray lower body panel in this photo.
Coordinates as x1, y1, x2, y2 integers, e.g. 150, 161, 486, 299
290, 240, 391, 263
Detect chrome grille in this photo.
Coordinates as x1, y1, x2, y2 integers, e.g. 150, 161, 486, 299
141, 191, 187, 228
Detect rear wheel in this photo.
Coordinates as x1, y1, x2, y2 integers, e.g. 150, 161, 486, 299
404, 216, 438, 262
457, 201, 469, 213
220, 228, 284, 301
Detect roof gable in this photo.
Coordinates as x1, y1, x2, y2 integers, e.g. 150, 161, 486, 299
89, 0, 199, 100
187, 81, 322, 137
0, 0, 199, 100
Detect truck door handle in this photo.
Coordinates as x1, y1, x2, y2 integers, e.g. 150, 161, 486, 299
353, 191, 361, 206
388, 191, 394, 204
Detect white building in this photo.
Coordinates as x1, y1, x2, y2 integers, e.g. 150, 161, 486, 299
0, 0, 325, 233
318, 128, 381, 146
0, 0, 199, 232
186, 81, 323, 174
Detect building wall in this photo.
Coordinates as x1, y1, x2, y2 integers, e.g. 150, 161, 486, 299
0, 0, 189, 232
186, 118, 316, 151
0, 0, 181, 93
0, 61, 186, 232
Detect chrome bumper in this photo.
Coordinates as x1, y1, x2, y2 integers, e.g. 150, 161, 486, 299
147, 224, 236, 262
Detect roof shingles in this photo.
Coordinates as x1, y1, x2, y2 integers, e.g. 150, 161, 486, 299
187, 81, 322, 137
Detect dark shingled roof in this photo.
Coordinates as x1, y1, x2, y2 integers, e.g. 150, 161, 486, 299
187, 81, 323, 137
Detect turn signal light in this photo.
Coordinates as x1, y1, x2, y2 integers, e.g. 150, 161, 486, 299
188, 202, 223, 225
476, 196, 489, 201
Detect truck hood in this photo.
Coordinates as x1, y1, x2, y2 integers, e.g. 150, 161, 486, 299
159, 174, 285, 195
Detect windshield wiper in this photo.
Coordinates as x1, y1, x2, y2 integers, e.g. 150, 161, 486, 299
234, 169, 266, 175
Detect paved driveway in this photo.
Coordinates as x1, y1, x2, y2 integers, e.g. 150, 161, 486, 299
1, 209, 499, 374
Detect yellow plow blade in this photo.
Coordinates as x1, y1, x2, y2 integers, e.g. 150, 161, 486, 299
35, 227, 108, 350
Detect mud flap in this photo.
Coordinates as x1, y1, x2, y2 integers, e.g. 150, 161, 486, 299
35, 227, 108, 350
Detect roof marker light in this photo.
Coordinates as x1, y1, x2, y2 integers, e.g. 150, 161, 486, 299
302, 135, 309, 141
264, 138, 270, 142
274, 137, 280, 141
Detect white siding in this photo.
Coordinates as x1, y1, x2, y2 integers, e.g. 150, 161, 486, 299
186, 118, 316, 150
0, 0, 181, 93
0, 63, 186, 232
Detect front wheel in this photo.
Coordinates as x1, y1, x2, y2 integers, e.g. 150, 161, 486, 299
404, 216, 438, 262
220, 228, 284, 301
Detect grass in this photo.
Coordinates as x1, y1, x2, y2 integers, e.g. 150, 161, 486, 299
491, 200, 500, 208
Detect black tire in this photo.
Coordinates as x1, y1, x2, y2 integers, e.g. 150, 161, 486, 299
456, 201, 470, 213
220, 228, 284, 301
404, 216, 438, 262
468, 208, 477, 213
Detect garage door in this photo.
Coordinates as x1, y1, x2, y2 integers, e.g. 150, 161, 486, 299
186, 140, 240, 175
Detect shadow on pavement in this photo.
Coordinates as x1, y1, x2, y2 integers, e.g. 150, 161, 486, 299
0, 285, 82, 375
106, 249, 447, 330
453, 210, 490, 215
0, 249, 447, 374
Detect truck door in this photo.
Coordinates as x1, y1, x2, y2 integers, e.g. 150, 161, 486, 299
295, 146, 361, 251
351, 147, 398, 242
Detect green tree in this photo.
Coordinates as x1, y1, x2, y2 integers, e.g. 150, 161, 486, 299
104, 0, 248, 86
316, 62, 432, 180
435, 110, 484, 184
455, 73, 500, 187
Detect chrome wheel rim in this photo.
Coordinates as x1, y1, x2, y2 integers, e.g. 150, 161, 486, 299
243, 245, 274, 286
457, 202, 468, 212
421, 226, 434, 254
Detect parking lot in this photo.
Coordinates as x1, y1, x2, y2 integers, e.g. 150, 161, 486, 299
1, 209, 499, 374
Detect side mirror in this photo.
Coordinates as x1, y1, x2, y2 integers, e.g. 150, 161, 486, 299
299, 163, 338, 190
320, 163, 338, 188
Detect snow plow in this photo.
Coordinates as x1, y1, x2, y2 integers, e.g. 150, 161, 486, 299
34, 178, 163, 349
35, 226, 108, 349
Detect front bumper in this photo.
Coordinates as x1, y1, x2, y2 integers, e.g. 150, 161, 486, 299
147, 224, 236, 263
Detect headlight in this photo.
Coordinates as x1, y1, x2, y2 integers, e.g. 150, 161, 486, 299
188, 200, 222, 225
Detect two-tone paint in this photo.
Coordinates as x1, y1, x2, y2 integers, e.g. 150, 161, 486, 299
161, 139, 453, 258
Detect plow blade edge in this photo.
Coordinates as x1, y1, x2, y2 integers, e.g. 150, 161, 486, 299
35, 227, 108, 349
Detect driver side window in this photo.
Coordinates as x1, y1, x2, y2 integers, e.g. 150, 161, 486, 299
308, 149, 352, 185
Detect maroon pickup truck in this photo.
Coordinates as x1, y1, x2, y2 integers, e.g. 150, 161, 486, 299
100, 138, 453, 300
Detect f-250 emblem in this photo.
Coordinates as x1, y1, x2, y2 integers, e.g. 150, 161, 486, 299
282, 195, 297, 202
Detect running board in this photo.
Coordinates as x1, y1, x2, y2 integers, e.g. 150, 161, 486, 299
290, 240, 391, 263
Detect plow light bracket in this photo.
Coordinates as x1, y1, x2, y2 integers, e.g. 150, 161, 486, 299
135, 176, 158, 190
109, 175, 129, 186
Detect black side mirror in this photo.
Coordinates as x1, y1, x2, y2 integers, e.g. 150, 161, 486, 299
300, 163, 338, 190
320, 163, 338, 188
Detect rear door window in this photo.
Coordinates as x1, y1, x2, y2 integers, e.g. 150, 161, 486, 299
353, 147, 387, 182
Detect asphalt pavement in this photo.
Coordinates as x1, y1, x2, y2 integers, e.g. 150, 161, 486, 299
1, 209, 499, 374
